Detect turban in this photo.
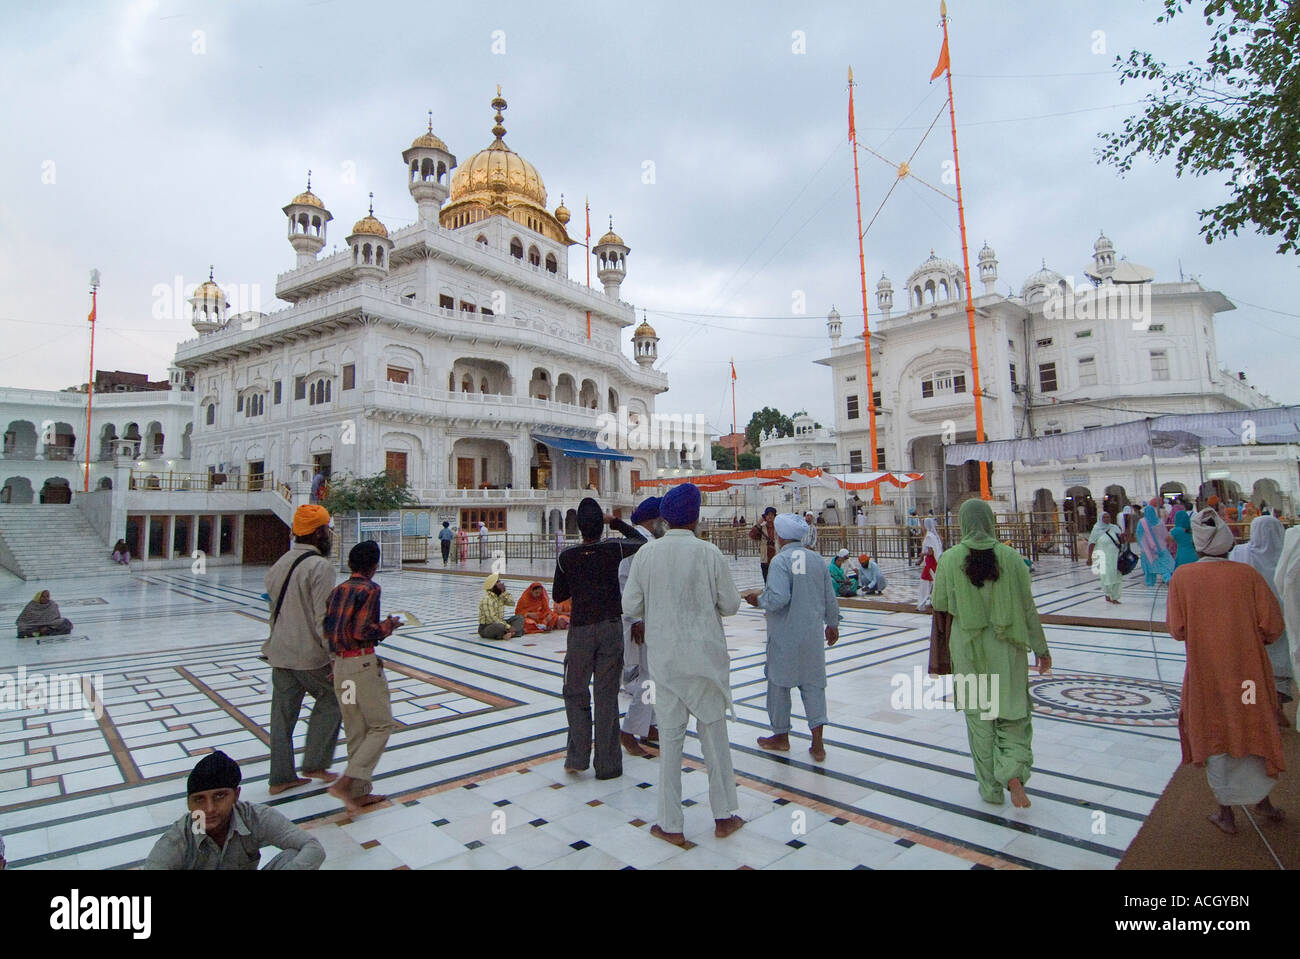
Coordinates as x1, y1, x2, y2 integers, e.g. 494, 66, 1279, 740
1207, 495, 1220, 506
858, 554, 870, 566
773, 513, 807, 541
763, 507, 777, 517
577, 498, 604, 539
187, 749, 241, 795
836, 549, 851, 559
483, 572, 501, 591
661, 483, 701, 526
1191, 507, 1234, 557
292, 504, 331, 536
631, 497, 661, 526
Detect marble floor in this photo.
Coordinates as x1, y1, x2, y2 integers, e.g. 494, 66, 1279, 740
0, 556, 1182, 870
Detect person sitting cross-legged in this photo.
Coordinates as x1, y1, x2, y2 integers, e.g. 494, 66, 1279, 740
16, 591, 73, 638
829, 550, 858, 597
478, 573, 525, 640
515, 581, 570, 633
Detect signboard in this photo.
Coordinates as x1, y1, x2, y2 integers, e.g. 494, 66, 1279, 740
1062, 471, 1090, 488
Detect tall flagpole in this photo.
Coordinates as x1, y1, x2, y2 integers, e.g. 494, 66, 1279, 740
848, 66, 881, 505
730, 358, 738, 470
938, 0, 990, 499
84, 270, 100, 492
585, 197, 592, 340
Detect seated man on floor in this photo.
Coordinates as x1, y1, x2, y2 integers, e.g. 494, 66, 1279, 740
828, 550, 859, 597
16, 591, 73, 638
515, 581, 570, 633
478, 572, 525, 640
857, 553, 887, 595
143, 751, 325, 870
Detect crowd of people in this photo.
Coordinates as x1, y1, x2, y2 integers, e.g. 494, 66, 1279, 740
14, 480, 1295, 868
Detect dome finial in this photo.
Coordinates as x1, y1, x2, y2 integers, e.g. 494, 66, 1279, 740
306, 169, 312, 192
491, 87, 507, 140
609, 215, 614, 231
368, 192, 374, 216
427, 110, 433, 135
208, 264, 214, 281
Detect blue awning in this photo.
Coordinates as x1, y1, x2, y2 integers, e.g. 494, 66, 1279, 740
531, 433, 634, 462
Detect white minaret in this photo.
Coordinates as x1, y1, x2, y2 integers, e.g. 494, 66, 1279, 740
632, 311, 658, 366
189, 266, 228, 334
347, 193, 394, 282
978, 241, 998, 294
403, 112, 457, 223
876, 274, 894, 319
827, 306, 842, 346
1090, 230, 1116, 283
592, 217, 630, 299
282, 171, 333, 268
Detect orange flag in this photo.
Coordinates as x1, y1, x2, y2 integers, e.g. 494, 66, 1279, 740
87, 289, 96, 324
930, 36, 950, 81
730, 359, 737, 381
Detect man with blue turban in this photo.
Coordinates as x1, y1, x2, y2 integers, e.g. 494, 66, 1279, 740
623, 483, 746, 845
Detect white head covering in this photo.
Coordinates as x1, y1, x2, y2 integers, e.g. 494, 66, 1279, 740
922, 516, 944, 560
1191, 507, 1235, 557
774, 513, 808, 541
1230, 515, 1286, 597
836, 548, 851, 559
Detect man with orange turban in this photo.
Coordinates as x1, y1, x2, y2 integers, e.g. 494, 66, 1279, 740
263, 504, 342, 795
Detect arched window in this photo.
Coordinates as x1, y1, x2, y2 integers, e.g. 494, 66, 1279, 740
480, 377, 489, 393
448, 372, 455, 391
461, 375, 472, 393
545, 253, 557, 274
476, 235, 488, 249
205, 404, 215, 425
376, 247, 385, 266
510, 237, 523, 259
528, 245, 541, 266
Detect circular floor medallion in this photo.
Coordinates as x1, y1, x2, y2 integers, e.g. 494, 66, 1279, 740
1029, 673, 1179, 725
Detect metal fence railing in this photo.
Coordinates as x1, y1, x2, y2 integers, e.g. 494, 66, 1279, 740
128, 469, 275, 493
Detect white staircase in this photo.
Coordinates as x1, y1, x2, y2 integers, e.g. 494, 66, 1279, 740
0, 505, 131, 581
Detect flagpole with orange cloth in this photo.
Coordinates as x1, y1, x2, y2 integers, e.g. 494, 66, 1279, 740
585, 197, 592, 339
83, 275, 99, 492
933, 0, 989, 499
730, 358, 738, 471
847, 66, 881, 505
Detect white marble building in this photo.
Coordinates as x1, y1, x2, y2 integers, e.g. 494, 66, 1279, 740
758, 414, 838, 471
173, 92, 670, 534
0, 371, 193, 505
817, 234, 1299, 521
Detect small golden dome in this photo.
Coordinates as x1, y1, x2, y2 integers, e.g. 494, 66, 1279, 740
350, 194, 389, 238
192, 267, 226, 304
411, 112, 449, 152
555, 198, 570, 225
597, 230, 624, 248
290, 190, 324, 209
634, 320, 657, 338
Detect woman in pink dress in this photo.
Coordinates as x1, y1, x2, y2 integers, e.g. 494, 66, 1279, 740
456, 526, 468, 563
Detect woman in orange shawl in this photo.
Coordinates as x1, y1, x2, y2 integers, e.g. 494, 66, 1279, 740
515, 581, 569, 633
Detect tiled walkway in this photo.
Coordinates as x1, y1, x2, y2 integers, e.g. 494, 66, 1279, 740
0, 556, 1182, 870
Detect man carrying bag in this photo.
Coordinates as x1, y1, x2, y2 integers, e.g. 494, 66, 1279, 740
263, 505, 342, 795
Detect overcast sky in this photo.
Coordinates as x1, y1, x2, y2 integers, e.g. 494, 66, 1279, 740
2, 0, 1296, 436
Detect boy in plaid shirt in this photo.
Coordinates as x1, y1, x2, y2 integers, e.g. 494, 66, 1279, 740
323, 540, 400, 812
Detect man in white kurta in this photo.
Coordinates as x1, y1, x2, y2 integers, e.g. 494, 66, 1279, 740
623, 483, 745, 845
745, 514, 840, 761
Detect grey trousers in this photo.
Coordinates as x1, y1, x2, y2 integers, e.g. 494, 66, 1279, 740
269, 665, 342, 787
656, 686, 738, 833
563, 618, 624, 778
767, 681, 828, 734
333, 654, 397, 793
479, 616, 524, 640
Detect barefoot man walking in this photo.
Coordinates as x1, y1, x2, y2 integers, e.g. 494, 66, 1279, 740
744, 513, 840, 762
622, 483, 745, 845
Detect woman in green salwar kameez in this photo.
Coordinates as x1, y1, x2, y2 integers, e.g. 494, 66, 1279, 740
931, 500, 1052, 807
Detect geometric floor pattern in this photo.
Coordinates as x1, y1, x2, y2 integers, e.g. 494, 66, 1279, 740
0, 555, 1184, 870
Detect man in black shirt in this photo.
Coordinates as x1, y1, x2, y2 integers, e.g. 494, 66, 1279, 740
552, 497, 646, 779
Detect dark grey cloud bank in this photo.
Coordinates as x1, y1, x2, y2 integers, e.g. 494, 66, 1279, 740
1, 0, 1295, 433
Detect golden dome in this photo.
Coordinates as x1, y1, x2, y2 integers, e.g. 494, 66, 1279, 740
350, 194, 389, 238
634, 320, 657, 338
597, 230, 625, 247
290, 190, 324, 209
410, 112, 449, 152
450, 143, 547, 208
555, 198, 570, 225
192, 267, 226, 304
